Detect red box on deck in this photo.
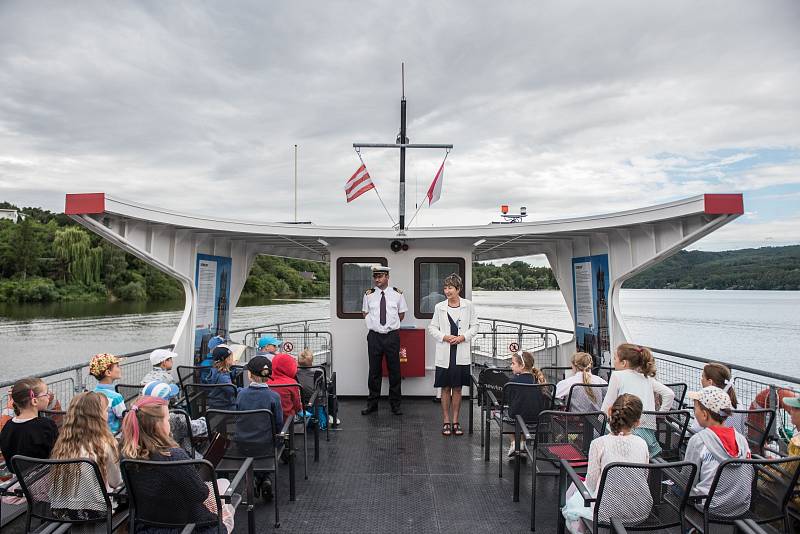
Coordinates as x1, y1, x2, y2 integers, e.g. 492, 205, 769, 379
382, 328, 426, 378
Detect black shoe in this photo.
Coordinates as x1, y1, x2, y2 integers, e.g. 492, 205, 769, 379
260, 477, 273, 503
391, 407, 403, 416
361, 405, 378, 415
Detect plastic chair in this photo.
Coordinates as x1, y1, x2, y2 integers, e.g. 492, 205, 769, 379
182, 383, 238, 419
565, 383, 607, 413
684, 456, 800, 533
121, 456, 251, 534
527, 410, 606, 531
205, 409, 292, 528
560, 460, 698, 534
11, 455, 128, 534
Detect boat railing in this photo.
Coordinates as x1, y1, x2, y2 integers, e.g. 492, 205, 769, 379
470, 318, 568, 369
0, 344, 173, 413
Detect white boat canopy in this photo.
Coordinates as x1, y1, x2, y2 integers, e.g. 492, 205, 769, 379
66, 191, 743, 393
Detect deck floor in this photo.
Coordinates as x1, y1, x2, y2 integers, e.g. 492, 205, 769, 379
249, 398, 556, 533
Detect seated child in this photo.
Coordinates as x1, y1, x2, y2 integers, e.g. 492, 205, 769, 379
269, 353, 302, 420
141, 381, 208, 453
121, 396, 235, 534
49, 392, 123, 520
684, 385, 751, 516
505, 351, 548, 458
562, 394, 651, 532
235, 356, 283, 502
555, 352, 607, 410
199, 336, 226, 383
206, 346, 242, 411
140, 349, 178, 385
0, 378, 59, 489
89, 353, 126, 434
601, 344, 674, 458
689, 362, 745, 434
295, 349, 318, 411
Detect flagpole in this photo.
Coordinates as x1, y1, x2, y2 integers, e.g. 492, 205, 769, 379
354, 149, 398, 227
406, 150, 449, 228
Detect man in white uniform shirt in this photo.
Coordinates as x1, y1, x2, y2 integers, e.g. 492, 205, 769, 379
361, 266, 408, 416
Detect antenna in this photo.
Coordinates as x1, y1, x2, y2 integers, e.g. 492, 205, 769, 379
401, 62, 405, 99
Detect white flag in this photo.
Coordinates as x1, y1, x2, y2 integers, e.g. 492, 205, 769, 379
426, 161, 445, 206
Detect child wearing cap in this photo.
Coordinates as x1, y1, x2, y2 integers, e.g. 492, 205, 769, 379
207, 345, 242, 411
89, 353, 126, 434
256, 335, 282, 361
684, 385, 752, 515
140, 349, 178, 385
236, 355, 283, 502
199, 336, 227, 383
141, 381, 208, 454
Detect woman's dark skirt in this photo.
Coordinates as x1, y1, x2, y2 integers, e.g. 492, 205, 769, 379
434, 345, 470, 388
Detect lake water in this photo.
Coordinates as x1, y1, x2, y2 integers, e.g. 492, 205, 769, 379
0, 290, 798, 382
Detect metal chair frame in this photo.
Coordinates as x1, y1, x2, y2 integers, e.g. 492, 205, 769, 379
120, 457, 253, 534
205, 408, 293, 528
560, 459, 698, 534
11, 455, 128, 534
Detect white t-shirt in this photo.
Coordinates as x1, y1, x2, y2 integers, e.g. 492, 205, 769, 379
555, 371, 607, 399
600, 369, 674, 429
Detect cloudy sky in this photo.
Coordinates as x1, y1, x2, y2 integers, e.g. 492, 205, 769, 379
1, 1, 798, 255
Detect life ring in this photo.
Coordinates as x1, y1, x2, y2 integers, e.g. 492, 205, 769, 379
748, 387, 796, 445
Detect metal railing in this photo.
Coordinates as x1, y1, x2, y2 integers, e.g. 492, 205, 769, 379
470, 318, 568, 369
0, 344, 173, 412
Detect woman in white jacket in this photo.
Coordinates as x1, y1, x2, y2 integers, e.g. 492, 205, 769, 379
427, 274, 479, 436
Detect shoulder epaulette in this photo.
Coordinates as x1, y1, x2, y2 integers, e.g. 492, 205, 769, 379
365, 288, 375, 295
393, 287, 403, 294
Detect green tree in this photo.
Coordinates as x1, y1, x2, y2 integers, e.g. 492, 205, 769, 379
53, 226, 102, 285
12, 217, 43, 280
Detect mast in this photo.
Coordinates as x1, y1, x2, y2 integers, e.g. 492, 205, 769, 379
398, 64, 407, 232
353, 64, 452, 233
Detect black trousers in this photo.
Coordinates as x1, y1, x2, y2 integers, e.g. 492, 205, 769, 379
366, 329, 401, 408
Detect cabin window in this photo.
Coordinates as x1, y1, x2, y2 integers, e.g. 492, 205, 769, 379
414, 257, 466, 319
336, 257, 388, 319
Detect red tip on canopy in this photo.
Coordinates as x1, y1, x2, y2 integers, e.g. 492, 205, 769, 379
65, 193, 105, 215
703, 194, 743, 215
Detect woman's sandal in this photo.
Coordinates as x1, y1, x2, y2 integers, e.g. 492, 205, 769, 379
442, 423, 452, 436
452, 423, 464, 436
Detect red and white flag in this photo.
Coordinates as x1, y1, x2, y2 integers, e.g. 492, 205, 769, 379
426, 160, 445, 206
345, 164, 375, 203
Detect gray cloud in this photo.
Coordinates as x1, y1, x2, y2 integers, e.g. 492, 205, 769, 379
0, 0, 798, 245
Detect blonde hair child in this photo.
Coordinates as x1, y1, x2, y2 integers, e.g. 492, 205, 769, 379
555, 352, 607, 403
49, 392, 123, 517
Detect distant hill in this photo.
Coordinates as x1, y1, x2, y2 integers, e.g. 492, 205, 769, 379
625, 246, 800, 290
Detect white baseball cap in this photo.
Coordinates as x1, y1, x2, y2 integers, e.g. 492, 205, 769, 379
150, 349, 177, 366
687, 385, 733, 415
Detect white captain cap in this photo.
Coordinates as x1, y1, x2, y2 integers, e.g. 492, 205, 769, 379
371, 266, 391, 275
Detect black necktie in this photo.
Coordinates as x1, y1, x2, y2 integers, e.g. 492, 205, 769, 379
380, 291, 386, 325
